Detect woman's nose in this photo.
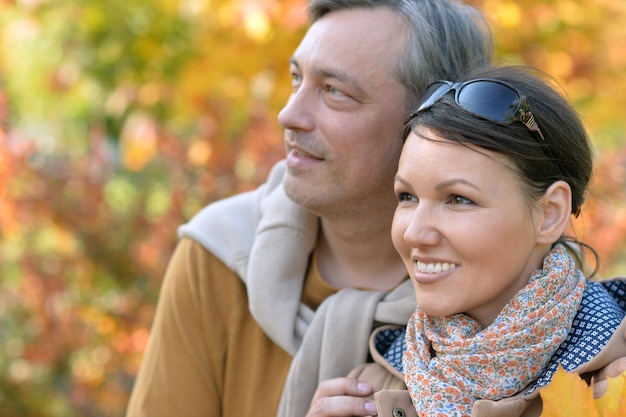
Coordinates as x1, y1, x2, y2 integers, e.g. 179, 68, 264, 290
403, 206, 442, 248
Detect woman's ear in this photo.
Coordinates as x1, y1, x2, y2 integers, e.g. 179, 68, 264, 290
537, 181, 572, 244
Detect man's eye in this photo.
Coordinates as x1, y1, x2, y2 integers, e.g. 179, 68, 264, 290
291, 73, 302, 86
327, 85, 345, 96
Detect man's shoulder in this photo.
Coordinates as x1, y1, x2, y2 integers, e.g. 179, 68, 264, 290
179, 160, 286, 238
178, 160, 287, 276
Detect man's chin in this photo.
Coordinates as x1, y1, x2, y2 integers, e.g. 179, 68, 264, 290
283, 174, 325, 212
283, 174, 307, 203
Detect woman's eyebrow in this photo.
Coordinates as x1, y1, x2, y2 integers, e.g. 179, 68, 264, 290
435, 178, 480, 191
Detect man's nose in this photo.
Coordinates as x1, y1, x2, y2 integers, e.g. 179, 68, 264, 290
277, 86, 315, 132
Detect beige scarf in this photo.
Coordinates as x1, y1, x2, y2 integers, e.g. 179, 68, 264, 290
179, 162, 417, 416
244, 183, 416, 417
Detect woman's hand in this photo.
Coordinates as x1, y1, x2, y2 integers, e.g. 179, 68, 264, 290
306, 377, 379, 417
593, 355, 626, 398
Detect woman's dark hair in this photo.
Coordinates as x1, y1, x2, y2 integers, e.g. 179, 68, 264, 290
405, 65, 598, 274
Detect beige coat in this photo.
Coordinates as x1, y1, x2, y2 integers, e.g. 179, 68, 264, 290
349, 316, 626, 417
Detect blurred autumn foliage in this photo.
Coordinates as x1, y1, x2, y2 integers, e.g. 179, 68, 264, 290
0, 0, 624, 416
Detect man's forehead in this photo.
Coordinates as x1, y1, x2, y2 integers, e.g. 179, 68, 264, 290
291, 12, 404, 84
300, 7, 405, 54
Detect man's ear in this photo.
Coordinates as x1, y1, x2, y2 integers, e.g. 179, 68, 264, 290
537, 180, 572, 244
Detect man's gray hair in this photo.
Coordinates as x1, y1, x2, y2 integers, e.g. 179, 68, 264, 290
308, 0, 494, 110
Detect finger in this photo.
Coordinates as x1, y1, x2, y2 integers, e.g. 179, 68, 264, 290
593, 356, 626, 398
593, 379, 607, 399
310, 377, 373, 403
308, 395, 378, 417
307, 377, 377, 417
596, 357, 626, 381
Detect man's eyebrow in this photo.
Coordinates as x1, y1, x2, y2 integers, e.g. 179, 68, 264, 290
289, 57, 366, 97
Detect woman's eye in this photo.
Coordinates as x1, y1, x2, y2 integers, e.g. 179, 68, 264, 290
449, 195, 472, 205
398, 192, 417, 202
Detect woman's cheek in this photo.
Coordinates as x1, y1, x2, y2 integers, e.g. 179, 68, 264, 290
391, 209, 411, 259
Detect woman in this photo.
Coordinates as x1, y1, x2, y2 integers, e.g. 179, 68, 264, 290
307, 66, 626, 417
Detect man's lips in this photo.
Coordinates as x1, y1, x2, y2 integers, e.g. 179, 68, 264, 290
288, 147, 322, 159
286, 147, 323, 168
285, 137, 325, 166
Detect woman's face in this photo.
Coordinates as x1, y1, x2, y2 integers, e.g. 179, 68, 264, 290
392, 126, 551, 327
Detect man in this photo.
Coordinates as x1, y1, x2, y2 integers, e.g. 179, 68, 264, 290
125, 1, 493, 416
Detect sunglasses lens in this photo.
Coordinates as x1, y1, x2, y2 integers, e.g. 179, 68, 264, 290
417, 82, 452, 112
457, 81, 521, 123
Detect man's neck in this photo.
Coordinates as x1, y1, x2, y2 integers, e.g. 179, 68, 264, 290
315, 216, 407, 291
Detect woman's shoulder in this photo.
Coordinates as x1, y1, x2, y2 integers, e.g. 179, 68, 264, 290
530, 279, 626, 391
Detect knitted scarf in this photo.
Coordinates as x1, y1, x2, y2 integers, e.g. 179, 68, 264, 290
403, 244, 587, 417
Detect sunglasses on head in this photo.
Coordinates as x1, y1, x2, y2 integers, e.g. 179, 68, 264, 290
410, 78, 546, 142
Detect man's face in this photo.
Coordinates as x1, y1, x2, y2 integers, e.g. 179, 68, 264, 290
278, 7, 409, 218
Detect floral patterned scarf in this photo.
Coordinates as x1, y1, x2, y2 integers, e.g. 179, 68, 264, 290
403, 244, 587, 417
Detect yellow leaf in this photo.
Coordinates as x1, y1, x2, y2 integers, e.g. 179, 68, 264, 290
539, 365, 599, 417
595, 371, 626, 417
540, 365, 626, 417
